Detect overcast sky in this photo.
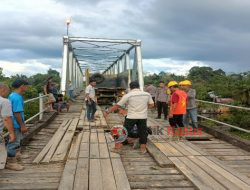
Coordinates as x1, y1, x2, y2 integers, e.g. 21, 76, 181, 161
1, 0, 250, 76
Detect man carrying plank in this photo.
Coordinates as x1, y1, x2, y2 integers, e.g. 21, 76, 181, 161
0, 83, 24, 170
105, 81, 154, 154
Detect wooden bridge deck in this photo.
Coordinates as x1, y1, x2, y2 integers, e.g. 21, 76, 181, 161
0, 97, 249, 190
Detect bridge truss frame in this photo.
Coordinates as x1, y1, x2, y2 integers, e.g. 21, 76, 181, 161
60, 36, 144, 94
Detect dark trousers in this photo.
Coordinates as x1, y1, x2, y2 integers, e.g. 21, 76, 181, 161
124, 118, 147, 144
86, 101, 97, 121
169, 114, 184, 128
157, 101, 168, 118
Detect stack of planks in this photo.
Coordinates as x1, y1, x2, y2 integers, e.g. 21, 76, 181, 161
33, 118, 79, 164
58, 128, 131, 190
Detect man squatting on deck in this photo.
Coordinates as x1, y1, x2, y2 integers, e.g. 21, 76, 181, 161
104, 81, 154, 154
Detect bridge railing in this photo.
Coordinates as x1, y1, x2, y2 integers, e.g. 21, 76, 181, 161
3, 94, 49, 138
196, 99, 250, 133
24, 93, 49, 123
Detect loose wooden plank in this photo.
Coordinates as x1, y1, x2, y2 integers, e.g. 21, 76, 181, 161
188, 156, 241, 190
41, 120, 71, 163
100, 159, 117, 190
146, 141, 174, 167
58, 159, 77, 190
200, 156, 250, 187
68, 132, 83, 159
0, 141, 7, 169
154, 142, 174, 157
111, 158, 131, 190
51, 118, 79, 162
33, 119, 70, 163
178, 157, 226, 190
89, 159, 103, 190
169, 157, 214, 190
176, 142, 202, 156
73, 158, 89, 190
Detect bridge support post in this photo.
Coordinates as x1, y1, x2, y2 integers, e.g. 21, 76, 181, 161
125, 53, 131, 88
61, 36, 69, 95
39, 93, 43, 120
135, 42, 144, 91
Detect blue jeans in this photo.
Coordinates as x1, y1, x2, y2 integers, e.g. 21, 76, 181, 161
6, 128, 23, 157
86, 101, 97, 121
69, 90, 74, 99
183, 108, 198, 129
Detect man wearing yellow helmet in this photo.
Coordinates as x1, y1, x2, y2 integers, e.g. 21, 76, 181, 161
179, 80, 198, 131
168, 81, 187, 129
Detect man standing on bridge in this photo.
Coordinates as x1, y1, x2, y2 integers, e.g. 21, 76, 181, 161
0, 83, 24, 170
85, 79, 97, 122
168, 81, 187, 131
179, 80, 198, 130
105, 81, 154, 154
8, 79, 29, 166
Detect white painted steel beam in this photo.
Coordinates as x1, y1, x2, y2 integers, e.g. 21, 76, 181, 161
60, 36, 69, 94
135, 44, 144, 91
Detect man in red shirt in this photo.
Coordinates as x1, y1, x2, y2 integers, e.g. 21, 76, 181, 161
168, 81, 187, 129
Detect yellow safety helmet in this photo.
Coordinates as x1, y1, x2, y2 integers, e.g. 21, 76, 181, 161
181, 80, 192, 86
179, 81, 184, 86
168, 81, 178, 88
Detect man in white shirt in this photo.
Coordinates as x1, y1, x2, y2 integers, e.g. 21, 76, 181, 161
85, 79, 97, 122
105, 81, 154, 154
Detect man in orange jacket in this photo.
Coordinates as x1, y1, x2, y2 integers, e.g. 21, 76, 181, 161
168, 81, 187, 129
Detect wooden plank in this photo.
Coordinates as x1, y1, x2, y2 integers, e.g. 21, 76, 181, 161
79, 143, 90, 158
178, 156, 227, 190
0, 141, 7, 169
164, 143, 183, 156
98, 132, 106, 143
68, 132, 83, 160
41, 120, 71, 163
169, 157, 216, 190
90, 131, 98, 143
58, 159, 77, 190
111, 158, 131, 190
176, 142, 201, 156
200, 156, 250, 187
90, 143, 100, 159
33, 119, 70, 163
51, 118, 79, 162
154, 142, 174, 157
146, 141, 174, 167
82, 131, 90, 143
73, 158, 89, 190
89, 159, 103, 190
100, 159, 117, 190
188, 156, 242, 190
168, 141, 193, 156
99, 143, 109, 159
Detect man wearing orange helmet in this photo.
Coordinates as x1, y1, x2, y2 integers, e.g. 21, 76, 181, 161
168, 81, 187, 130
179, 80, 198, 130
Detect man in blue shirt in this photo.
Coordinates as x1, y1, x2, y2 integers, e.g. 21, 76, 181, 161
8, 79, 29, 167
